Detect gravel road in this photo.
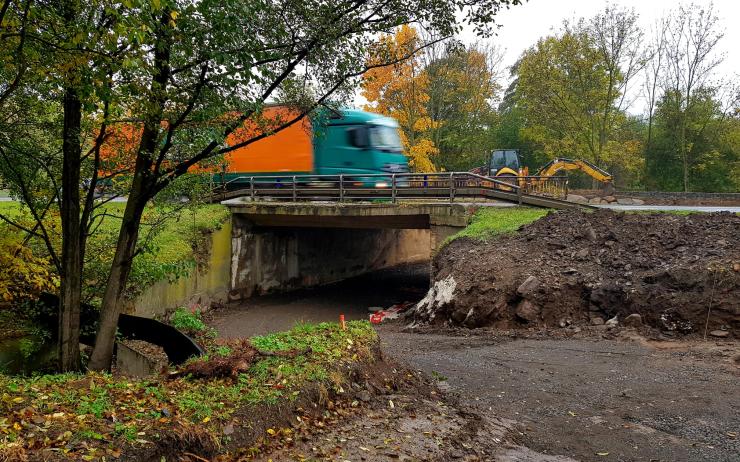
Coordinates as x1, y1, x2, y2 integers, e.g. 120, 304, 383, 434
379, 327, 740, 462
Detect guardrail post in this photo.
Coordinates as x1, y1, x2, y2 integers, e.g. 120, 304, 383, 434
391, 174, 397, 204
339, 175, 344, 202
517, 180, 522, 205
250, 177, 255, 201
449, 172, 455, 204
292, 176, 297, 202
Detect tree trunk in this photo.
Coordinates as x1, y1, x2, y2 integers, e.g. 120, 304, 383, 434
87, 184, 148, 371
679, 112, 688, 192
88, 10, 171, 370
58, 85, 83, 372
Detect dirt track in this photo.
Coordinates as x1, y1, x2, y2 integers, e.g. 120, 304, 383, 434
379, 326, 740, 462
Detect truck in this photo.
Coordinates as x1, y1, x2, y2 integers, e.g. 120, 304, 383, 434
217, 106, 409, 190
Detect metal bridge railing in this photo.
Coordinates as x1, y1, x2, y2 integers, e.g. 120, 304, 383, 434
213, 171, 571, 204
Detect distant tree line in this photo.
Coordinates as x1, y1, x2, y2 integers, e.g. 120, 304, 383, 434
364, 3, 739, 192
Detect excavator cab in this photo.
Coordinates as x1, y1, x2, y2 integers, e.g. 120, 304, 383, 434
489, 149, 521, 177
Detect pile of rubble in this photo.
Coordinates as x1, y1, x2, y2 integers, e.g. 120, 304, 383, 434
410, 210, 739, 338
566, 193, 645, 205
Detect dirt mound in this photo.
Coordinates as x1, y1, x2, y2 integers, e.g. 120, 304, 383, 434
412, 210, 739, 337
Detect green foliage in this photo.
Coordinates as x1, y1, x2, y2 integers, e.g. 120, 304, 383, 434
0, 202, 229, 303
426, 42, 502, 171
446, 207, 549, 244
170, 307, 206, 333
647, 88, 739, 192
0, 321, 378, 455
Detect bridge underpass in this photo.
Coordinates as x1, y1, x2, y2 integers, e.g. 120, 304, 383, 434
224, 200, 473, 300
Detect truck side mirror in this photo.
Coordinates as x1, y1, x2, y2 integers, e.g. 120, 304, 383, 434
348, 127, 369, 149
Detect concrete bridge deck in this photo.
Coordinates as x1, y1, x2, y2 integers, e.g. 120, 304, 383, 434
221, 199, 473, 229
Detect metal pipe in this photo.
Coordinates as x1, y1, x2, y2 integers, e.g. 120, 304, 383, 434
339, 174, 344, 202
250, 177, 255, 200
292, 176, 297, 202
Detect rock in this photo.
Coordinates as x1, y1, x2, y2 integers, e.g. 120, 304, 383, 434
631, 198, 645, 205
623, 313, 643, 327
588, 197, 603, 204
575, 248, 590, 259
516, 275, 541, 297
709, 330, 729, 338
590, 316, 605, 326
558, 318, 572, 328
515, 300, 541, 322
603, 195, 617, 203
605, 316, 619, 327
616, 198, 634, 205
567, 194, 588, 204
223, 423, 235, 435
357, 390, 372, 402
583, 225, 597, 242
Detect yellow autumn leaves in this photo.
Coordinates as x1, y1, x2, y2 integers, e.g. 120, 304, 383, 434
362, 26, 439, 172
0, 235, 58, 306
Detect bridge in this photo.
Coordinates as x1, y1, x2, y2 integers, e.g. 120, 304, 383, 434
216, 172, 590, 301
211, 171, 589, 210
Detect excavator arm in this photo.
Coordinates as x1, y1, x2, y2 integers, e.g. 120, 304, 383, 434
535, 158, 613, 184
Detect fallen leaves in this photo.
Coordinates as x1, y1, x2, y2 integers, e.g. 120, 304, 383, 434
0, 322, 379, 460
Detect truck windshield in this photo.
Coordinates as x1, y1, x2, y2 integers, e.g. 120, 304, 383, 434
368, 125, 403, 152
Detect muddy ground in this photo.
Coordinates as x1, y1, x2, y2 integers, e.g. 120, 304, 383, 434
413, 210, 739, 337
245, 325, 739, 462
379, 326, 740, 462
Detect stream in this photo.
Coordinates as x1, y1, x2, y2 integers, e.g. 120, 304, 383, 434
211, 262, 430, 338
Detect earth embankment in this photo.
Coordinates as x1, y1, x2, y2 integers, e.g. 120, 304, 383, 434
412, 209, 739, 336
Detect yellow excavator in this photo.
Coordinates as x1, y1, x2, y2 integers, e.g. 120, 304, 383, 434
477, 149, 614, 196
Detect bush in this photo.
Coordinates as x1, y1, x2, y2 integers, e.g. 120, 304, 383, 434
0, 234, 58, 306
170, 307, 206, 333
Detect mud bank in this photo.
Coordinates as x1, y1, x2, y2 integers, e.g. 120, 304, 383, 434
412, 209, 739, 336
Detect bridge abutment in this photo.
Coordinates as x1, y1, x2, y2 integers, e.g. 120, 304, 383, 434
224, 201, 473, 300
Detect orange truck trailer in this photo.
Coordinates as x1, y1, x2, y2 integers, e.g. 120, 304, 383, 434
100, 106, 409, 190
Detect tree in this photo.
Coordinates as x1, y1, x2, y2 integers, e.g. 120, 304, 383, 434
587, 6, 645, 170
642, 17, 669, 188
650, 86, 739, 192
515, 30, 614, 164
0, 0, 524, 371
511, 7, 646, 187
425, 41, 503, 170
662, 3, 724, 191
362, 25, 438, 172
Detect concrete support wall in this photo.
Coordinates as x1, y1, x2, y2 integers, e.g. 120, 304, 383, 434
133, 222, 232, 318
430, 225, 462, 252
230, 216, 431, 299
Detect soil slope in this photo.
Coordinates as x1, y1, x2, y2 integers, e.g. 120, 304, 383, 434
413, 209, 739, 336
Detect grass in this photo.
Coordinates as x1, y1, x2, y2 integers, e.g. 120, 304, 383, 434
445, 206, 551, 245
0, 201, 229, 295
0, 321, 377, 459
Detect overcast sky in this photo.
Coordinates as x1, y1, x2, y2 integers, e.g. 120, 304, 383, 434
355, 0, 738, 113
466, 0, 738, 113
485, 0, 737, 74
